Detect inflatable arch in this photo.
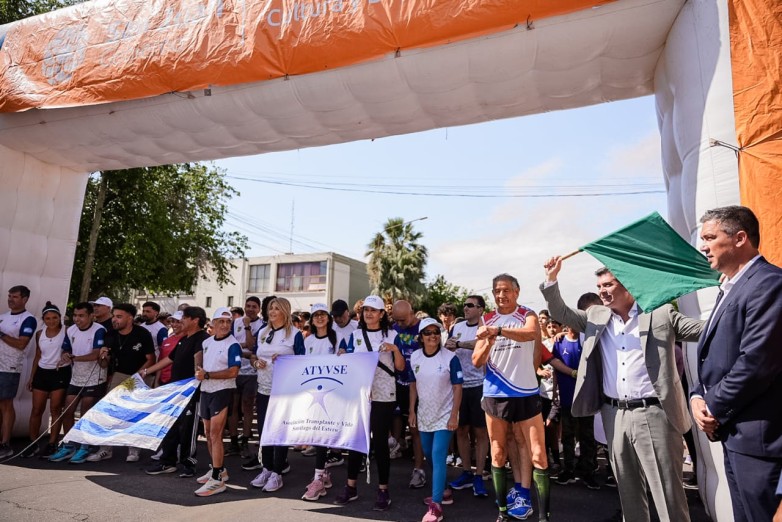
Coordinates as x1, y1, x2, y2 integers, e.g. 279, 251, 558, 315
1, 0, 779, 519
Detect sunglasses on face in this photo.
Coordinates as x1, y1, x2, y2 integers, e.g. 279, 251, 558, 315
463, 303, 482, 308
421, 329, 440, 337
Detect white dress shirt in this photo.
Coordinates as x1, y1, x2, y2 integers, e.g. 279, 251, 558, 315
599, 303, 656, 400
707, 254, 761, 331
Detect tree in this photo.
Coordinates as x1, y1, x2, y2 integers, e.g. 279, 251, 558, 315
69, 163, 247, 304
418, 275, 471, 318
0, 0, 79, 24
366, 217, 428, 306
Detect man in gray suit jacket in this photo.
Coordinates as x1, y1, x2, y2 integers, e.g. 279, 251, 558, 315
540, 257, 704, 522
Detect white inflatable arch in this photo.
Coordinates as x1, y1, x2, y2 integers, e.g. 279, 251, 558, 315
2, 0, 780, 519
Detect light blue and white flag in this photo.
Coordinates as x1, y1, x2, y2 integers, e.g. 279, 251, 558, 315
260, 352, 378, 454
64, 374, 198, 449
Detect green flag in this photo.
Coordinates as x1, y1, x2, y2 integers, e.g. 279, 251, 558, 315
581, 211, 720, 312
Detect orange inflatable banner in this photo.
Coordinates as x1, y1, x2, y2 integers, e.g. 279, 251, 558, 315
0, 0, 610, 112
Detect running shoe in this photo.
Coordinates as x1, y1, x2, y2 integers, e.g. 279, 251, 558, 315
281, 462, 291, 474
0, 443, 13, 459
424, 488, 453, 505
333, 484, 358, 505
86, 448, 113, 462
507, 495, 534, 520
224, 441, 241, 456
69, 446, 91, 464
262, 472, 283, 492
194, 477, 226, 497
449, 471, 474, 490
409, 468, 426, 489
242, 456, 263, 470
178, 466, 195, 478
325, 453, 344, 468
150, 449, 163, 461
583, 474, 601, 490
20, 443, 39, 458
555, 470, 576, 485
373, 488, 391, 511
145, 463, 177, 475
197, 467, 229, 484
48, 444, 76, 462
422, 501, 443, 522
40, 443, 58, 459
320, 470, 333, 489
302, 478, 327, 501
301, 446, 317, 457
250, 468, 272, 488
126, 448, 140, 462
473, 475, 489, 497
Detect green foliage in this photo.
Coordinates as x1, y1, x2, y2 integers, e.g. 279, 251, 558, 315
366, 217, 428, 306
418, 274, 493, 318
0, 0, 79, 24
69, 163, 247, 304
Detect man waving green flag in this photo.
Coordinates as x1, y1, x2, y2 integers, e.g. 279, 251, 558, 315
577, 211, 720, 312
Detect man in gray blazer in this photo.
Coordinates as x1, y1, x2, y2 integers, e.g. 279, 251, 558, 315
540, 256, 704, 522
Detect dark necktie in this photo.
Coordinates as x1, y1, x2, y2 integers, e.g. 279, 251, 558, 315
714, 289, 725, 308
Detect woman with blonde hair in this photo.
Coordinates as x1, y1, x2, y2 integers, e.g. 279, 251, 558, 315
248, 297, 305, 493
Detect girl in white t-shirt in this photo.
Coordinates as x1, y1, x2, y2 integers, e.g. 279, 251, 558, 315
409, 318, 463, 522
25, 302, 69, 458
248, 297, 305, 493
333, 295, 405, 512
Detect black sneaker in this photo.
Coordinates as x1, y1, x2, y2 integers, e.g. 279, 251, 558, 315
683, 475, 698, 490
333, 484, 358, 505
242, 457, 263, 471
40, 443, 58, 459
555, 470, 576, 485
583, 474, 601, 490
146, 463, 177, 475
21, 443, 40, 458
178, 466, 195, 478
325, 453, 344, 468
224, 442, 241, 457
605, 475, 617, 488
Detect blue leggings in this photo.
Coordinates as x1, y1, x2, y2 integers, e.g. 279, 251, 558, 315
420, 429, 452, 503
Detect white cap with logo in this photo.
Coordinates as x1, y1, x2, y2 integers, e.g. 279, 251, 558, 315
171, 311, 184, 321
362, 295, 385, 310
89, 296, 113, 308
418, 318, 443, 332
311, 303, 329, 315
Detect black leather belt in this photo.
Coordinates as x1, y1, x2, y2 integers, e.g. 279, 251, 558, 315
605, 397, 660, 410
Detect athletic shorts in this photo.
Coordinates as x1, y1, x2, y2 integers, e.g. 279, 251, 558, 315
0, 371, 21, 400
199, 389, 232, 420
234, 375, 258, 400
459, 385, 487, 428
66, 382, 107, 398
32, 367, 71, 393
482, 395, 542, 423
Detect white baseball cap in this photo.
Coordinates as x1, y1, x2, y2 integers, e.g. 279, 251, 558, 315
311, 303, 329, 315
171, 311, 184, 321
362, 295, 385, 310
89, 296, 113, 308
418, 318, 443, 333
212, 307, 233, 320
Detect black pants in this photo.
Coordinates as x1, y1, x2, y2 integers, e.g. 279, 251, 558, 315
561, 408, 596, 476
347, 401, 395, 484
160, 392, 199, 467
256, 392, 288, 474
541, 397, 560, 464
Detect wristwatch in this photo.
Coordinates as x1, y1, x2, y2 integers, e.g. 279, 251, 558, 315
497, 326, 503, 337
204, 372, 211, 380
244, 326, 251, 331
456, 341, 461, 348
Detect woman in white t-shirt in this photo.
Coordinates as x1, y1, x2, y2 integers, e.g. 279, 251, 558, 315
248, 297, 305, 493
24, 301, 69, 458
409, 318, 463, 522
333, 295, 405, 512
301, 303, 341, 501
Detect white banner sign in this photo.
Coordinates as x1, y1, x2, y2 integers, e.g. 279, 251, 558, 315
260, 352, 378, 454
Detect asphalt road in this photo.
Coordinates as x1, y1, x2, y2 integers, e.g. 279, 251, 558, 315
0, 440, 710, 522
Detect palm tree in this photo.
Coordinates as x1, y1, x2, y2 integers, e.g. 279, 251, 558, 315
366, 218, 428, 305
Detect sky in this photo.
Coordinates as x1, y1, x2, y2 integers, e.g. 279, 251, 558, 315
214, 95, 668, 312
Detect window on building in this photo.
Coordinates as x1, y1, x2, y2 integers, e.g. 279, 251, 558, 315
227, 296, 234, 307
275, 261, 327, 292
248, 264, 271, 293
205, 296, 212, 307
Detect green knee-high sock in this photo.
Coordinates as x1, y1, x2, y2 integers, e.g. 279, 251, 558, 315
533, 467, 550, 521
492, 465, 508, 509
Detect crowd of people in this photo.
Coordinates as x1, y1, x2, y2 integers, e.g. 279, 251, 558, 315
0, 205, 780, 522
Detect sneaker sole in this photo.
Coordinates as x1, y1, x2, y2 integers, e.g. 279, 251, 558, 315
372, 501, 391, 511
263, 483, 283, 492
49, 453, 76, 462
334, 496, 358, 505
301, 491, 326, 501
146, 468, 177, 475
449, 483, 473, 490
242, 464, 264, 471
507, 509, 534, 520
195, 485, 226, 497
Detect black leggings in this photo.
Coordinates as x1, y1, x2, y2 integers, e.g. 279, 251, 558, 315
256, 392, 288, 474
347, 401, 395, 485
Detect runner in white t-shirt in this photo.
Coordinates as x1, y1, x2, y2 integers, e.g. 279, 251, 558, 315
409, 318, 463, 522
333, 296, 405, 512
140, 301, 168, 358
194, 307, 242, 497
248, 297, 305, 494
473, 274, 550, 522
330, 299, 358, 348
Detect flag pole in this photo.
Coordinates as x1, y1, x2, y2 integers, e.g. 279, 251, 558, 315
560, 249, 582, 261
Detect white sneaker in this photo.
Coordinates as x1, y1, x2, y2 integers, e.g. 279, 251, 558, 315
126, 448, 140, 462
251, 468, 272, 488
86, 448, 113, 462
197, 466, 229, 484
263, 472, 283, 492
301, 446, 317, 457
150, 449, 163, 461
194, 477, 226, 497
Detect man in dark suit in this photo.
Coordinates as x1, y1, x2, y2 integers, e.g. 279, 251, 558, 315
541, 259, 704, 521
692, 205, 782, 522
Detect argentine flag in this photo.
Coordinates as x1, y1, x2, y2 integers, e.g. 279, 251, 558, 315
64, 375, 198, 450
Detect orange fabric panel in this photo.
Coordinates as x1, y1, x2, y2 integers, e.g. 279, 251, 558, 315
0, 0, 612, 112
729, 0, 782, 266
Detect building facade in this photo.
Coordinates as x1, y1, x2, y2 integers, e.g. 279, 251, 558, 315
134, 252, 370, 316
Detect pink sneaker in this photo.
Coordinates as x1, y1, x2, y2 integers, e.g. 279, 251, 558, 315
320, 470, 333, 489
422, 501, 443, 522
302, 478, 326, 501
424, 488, 454, 505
